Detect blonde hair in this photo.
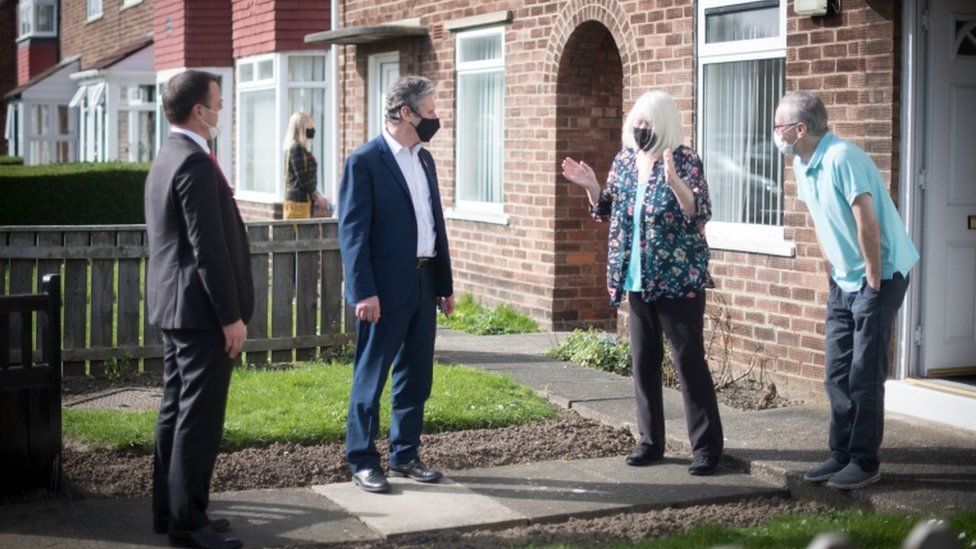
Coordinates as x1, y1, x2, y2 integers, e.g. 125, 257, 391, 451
621, 91, 683, 155
283, 111, 313, 152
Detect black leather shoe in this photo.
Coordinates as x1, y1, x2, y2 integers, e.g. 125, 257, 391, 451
167, 526, 243, 549
154, 516, 230, 535
688, 455, 720, 476
352, 468, 391, 493
389, 460, 443, 483
625, 445, 664, 467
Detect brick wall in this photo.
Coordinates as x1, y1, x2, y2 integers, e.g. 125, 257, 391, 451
60, 0, 153, 70
334, 0, 902, 399
0, 1, 17, 154
232, 0, 330, 59
16, 40, 58, 86
154, 0, 233, 70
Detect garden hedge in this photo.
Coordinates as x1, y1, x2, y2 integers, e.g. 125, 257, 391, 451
0, 162, 150, 225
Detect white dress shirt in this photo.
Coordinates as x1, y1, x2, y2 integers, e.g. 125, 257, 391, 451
382, 129, 437, 258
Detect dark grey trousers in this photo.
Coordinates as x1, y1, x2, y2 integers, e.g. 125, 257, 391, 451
152, 329, 232, 531
824, 273, 909, 472
628, 291, 724, 459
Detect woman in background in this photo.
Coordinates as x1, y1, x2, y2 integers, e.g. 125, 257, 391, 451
283, 111, 330, 219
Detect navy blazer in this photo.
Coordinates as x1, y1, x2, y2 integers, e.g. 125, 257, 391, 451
338, 134, 453, 312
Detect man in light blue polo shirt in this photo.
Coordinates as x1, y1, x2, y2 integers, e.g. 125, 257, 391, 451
774, 91, 919, 490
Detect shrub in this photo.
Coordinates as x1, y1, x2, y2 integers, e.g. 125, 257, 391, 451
438, 294, 539, 335
0, 162, 150, 225
547, 327, 676, 383
0, 156, 24, 166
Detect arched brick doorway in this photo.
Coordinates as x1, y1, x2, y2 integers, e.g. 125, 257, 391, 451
553, 21, 624, 331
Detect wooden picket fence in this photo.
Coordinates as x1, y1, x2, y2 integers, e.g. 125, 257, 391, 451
0, 219, 353, 377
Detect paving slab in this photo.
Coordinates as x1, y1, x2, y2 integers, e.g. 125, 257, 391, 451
450, 456, 786, 523
537, 378, 638, 408
0, 488, 378, 548
312, 477, 527, 538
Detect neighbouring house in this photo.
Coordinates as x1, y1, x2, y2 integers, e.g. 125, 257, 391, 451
304, 0, 976, 432
0, 0, 17, 155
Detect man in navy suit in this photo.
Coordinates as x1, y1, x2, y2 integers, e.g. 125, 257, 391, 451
338, 75, 455, 493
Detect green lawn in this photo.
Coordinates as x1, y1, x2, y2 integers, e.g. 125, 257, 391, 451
543, 509, 976, 549
63, 362, 557, 453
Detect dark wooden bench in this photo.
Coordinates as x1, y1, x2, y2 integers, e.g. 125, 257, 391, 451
0, 274, 62, 494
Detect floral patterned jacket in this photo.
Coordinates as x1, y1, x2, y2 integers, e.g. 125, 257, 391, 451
590, 146, 712, 306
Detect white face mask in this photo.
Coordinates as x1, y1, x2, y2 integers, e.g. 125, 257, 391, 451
200, 106, 222, 140
773, 131, 793, 156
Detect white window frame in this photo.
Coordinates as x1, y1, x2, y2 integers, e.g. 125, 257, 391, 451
368, 52, 399, 139
448, 25, 509, 225
21, 101, 76, 165
5, 103, 23, 158
121, 0, 144, 9
235, 52, 334, 204
17, 0, 58, 40
87, 0, 103, 22
697, 0, 795, 257
118, 82, 158, 162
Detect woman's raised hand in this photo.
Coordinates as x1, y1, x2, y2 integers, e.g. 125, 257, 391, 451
561, 157, 599, 193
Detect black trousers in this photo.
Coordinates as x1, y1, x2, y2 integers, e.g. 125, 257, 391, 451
824, 274, 909, 472
152, 329, 232, 531
628, 291, 723, 459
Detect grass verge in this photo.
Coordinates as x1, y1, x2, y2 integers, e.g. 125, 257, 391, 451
63, 362, 556, 453
437, 294, 539, 335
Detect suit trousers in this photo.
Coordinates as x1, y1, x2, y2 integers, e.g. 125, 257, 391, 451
345, 265, 437, 472
628, 291, 724, 459
824, 273, 909, 472
152, 329, 232, 531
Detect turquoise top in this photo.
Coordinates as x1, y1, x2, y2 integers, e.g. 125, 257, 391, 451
794, 132, 919, 292
624, 180, 650, 292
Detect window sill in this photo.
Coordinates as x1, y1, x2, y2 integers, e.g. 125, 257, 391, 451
445, 208, 510, 226
86, 14, 104, 24
705, 222, 796, 257
120, 1, 144, 12
235, 191, 281, 205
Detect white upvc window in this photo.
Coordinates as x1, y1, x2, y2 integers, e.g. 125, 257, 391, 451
121, 0, 144, 8
5, 103, 22, 158
74, 78, 156, 163
451, 26, 506, 223
697, 0, 795, 257
87, 0, 103, 21
17, 0, 58, 40
18, 101, 75, 165
117, 83, 157, 162
235, 52, 334, 204
76, 82, 107, 162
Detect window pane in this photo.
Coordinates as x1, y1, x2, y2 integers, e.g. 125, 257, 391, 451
289, 56, 326, 82
138, 111, 156, 162
57, 141, 70, 163
31, 141, 51, 164
459, 34, 502, 63
88, 0, 103, 18
118, 110, 131, 159
705, 1, 778, 43
37, 4, 55, 32
258, 60, 274, 80
19, 5, 32, 36
456, 71, 504, 204
157, 83, 170, 152
240, 89, 277, 194
239, 64, 253, 82
702, 58, 784, 226
58, 105, 70, 135
34, 104, 50, 136
289, 88, 326, 193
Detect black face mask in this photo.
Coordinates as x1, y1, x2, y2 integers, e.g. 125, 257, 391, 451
305, 128, 316, 140
633, 127, 657, 152
411, 111, 441, 142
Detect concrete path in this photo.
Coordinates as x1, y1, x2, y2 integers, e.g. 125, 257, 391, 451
434, 329, 976, 514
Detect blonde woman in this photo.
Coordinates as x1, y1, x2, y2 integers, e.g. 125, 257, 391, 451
283, 112, 330, 219
562, 91, 723, 476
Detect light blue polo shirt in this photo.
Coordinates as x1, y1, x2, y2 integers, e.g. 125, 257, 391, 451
794, 132, 919, 292
624, 180, 649, 292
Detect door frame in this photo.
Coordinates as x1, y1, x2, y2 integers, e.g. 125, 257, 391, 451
897, 0, 927, 380
367, 52, 400, 140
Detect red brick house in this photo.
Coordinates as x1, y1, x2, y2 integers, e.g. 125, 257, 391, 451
305, 0, 976, 431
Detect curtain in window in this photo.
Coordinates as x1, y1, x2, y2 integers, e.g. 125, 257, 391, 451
457, 71, 503, 203
703, 57, 784, 226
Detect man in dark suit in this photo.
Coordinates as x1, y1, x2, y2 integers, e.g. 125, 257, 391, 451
145, 70, 252, 549
339, 75, 455, 493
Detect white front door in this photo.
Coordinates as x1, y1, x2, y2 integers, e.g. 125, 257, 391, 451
368, 52, 400, 139
921, 0, 976, 376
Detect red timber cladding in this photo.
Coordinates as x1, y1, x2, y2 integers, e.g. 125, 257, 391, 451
16, 41, 57, 86
154, 0, 233, 70
1, 1, 17, 154
232, 0, 330, 58
60, 0, 153, 70
336, 0, 901, 399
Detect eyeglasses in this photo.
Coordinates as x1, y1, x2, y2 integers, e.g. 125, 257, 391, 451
772, 122, 800, 133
